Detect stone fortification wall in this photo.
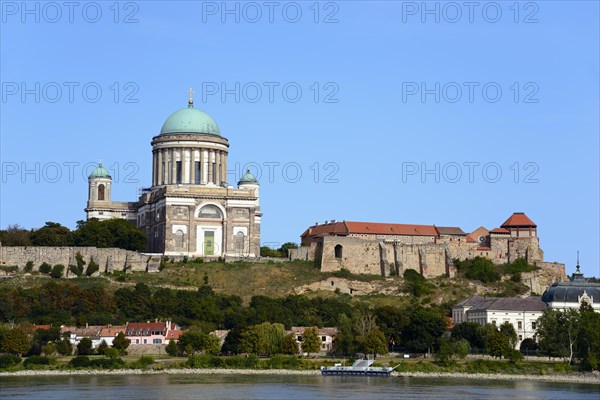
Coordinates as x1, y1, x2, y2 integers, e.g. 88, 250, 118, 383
0, 246, 152, 275
318, 236, 453, 278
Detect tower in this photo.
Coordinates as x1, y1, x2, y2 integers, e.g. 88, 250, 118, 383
85, 163, 112, 220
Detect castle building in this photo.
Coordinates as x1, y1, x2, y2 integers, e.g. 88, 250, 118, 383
291, 212, 561, 278
85, 93, 261, 257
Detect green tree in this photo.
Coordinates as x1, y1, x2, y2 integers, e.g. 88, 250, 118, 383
0, 224, 32, 246
375, 306, 407, 351
333, 314, 355, 355
39, 262, 52, 274
536, 308, 580, 364
1, 328, 31, 356
85, 257, 100, 276
280, 333, 299, 355
50, 264, 65, 279
77, 337, 94, 355
104, 347, 120, 359
166, 340, 179, 356
56, 338, 72, 356
301, 327, 321, 355
576, 302, 600, 370
357, 327, 388, 358
42, 342, 56, 356
69, 251, 86, 276
73, 218, 146, 251
30, 222, 72, 246
499, 321, 518, 349
97, 340, 108, 355
403, 269, 432, 297
451, 322, 485, 350
112, 332, 130, 355
239, 322, 285, 355
402, 307, 447, 353
487, 331, 510, 359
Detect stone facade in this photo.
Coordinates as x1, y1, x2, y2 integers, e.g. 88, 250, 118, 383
85, 99, 261, 258
291, 213, 565, 279
0, 245, 154, 274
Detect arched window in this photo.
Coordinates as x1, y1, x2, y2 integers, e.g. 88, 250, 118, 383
334, 244, 343, 259
235, 231, 245, 254
98, 184, 105, 200
174, 230, 184, 250
198, 205, 223, 219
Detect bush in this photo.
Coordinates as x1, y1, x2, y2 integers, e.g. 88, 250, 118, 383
132, 355, 155, 368
104, 347, 120, 359
39, 262, 52, 274
85, 257, 100, 276
23, 355, 53, 368
50, 264, 64, 279
0, 354, 21, 369
69, 356, 91, 368
25, 261, 34, 272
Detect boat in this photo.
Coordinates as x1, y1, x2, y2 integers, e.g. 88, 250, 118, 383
320, 359, 400, 376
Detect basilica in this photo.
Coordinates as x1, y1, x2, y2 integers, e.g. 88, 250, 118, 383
84, 93, 261, 257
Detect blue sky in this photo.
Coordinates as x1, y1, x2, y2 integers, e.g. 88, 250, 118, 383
1, 1, 598, 277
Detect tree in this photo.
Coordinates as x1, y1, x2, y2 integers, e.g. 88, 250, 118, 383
278, 242, 298, 254
333, 314, 355, 355
357, 327, 388, 358
30, 222, 71, 246
301, 327, 321, 355
536, 308, 580, 364
97, 340, 108, 355
239, 322, 285, 355
166, 340, 179, 356
73, 218, 146, 251
50, 264, 65, 279
1, 328, 31, 356
520, 338, 538, 353
403, 269, 432, 297
69, 252, 86, 276
487, 331, 510, 359
0, 224, 32, 246
576, 302, 600, 370
112, 332, 130, 355
85, 257, 100, 276
77, 337, 93, 355
42, 342, 56, 356
451, 322, 485, 351
499, 321, 518, 349
280, 333, 299, 355
56, 338, 72, 356
39, 262, 52, 274
402, 307, 447, 353
375, 306, 407, 351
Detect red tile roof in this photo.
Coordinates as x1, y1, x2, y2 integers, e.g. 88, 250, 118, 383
501, 212, 537, 228
345, 222, 438, 236
166, 330, 186, 340
490, 227, 510, 234
436, 226, 466, 236
302, 221, 440, 238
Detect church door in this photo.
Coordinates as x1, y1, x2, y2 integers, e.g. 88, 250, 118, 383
204, 231, 215, 255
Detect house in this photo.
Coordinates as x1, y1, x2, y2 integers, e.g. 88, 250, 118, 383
287, 327, 337, 354
125, 320, 180, 345
210, 329, 230, 347
452, 296, 546, 348
98, 326, 126, 346
60, 325, 104, 347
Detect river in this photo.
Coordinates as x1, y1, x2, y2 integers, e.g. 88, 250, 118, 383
1, 374, 598, 399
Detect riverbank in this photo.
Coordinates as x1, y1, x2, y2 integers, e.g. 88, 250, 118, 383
1, 368, 599, 384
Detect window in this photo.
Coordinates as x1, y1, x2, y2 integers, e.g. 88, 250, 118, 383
518, 335, 523, 341
198, 205, 223, 219
492, 320, 496, 325
176, 161, 182, 184
195, 161, 201, 184
161, 162, 165, 184
322, 336, 326, 342
235, 231, 245, 254
532, 322, 537, 330
98, 184, 105, 200
175, 230, 184, 250
517, 321, 522, 329
153, 339, 162, 344
143, 339, 147, 344
334, 244, 343, 259
212, 162, 217, 183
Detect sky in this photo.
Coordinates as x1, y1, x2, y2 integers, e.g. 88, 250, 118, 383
0, 1, 598, 277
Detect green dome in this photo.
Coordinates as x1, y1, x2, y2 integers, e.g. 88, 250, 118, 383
238, 169, 259, 186
160, 105, 220, 135
89, 163, 111, 179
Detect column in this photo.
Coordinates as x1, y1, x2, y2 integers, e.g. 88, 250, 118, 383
202, 149, 208, 184
190, 148, 196, 185
221, 151, 227, 185
157, 149, 163, 185
216, 151, 222, 185
171, 148, 177, 184
209, 150, 215, 184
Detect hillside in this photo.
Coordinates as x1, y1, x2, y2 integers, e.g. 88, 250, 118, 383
0, 258, 544, 309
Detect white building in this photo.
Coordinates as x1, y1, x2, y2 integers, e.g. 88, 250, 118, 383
541, 264, 600, 312
452, 296, 546, 348
287, 327, 337, 354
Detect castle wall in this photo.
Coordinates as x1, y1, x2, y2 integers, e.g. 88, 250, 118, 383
0, 246, 152, 275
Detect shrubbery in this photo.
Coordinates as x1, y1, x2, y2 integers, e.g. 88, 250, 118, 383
23, 355, 54, 368
68, 356, 125, 369
0, 354, 21, 369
